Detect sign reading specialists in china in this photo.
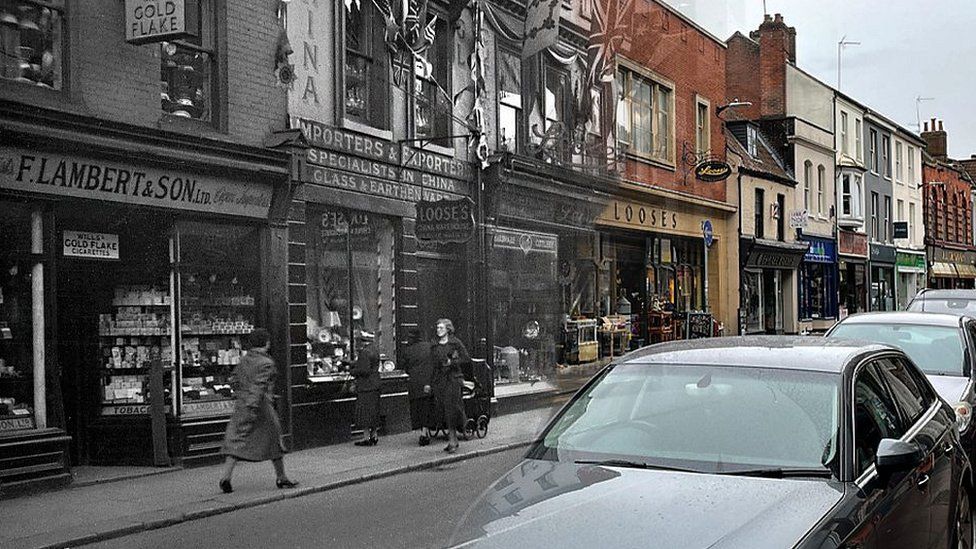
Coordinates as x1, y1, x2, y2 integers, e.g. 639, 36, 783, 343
0, 148, 273, 219
125, 0, 199, 45
415, 198, 475, 243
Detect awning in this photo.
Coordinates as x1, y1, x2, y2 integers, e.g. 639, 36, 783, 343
931, 262, 959, 278
956, 263, 976, 278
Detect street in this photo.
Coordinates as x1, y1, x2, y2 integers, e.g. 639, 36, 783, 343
84, 447, 526, 549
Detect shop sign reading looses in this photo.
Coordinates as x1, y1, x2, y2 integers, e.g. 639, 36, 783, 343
0, 148, 272, 219
125, 0, 199, 44
63, 231, 120, 260
415, 198, 475, 243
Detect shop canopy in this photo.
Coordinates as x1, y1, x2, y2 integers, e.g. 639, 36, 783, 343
955, 263, 976, 278
931, 262, 959, 278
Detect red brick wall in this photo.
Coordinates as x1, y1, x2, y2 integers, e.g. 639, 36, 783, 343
725, 35, 761, 121
726, 16, 789, 122
617, 0, 727, 203
923, 162, 974, 248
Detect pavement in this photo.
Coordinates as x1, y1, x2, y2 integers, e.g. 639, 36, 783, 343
0, 406, 560, 549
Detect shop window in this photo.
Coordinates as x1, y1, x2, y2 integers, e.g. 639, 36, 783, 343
742, 270, 762, 334
497, 49, 522, 153
414, 17, 451, 147
0, 202, 38, 432
800, 262, 836, 320
343, 0, 390, 130
160, 0, 216, 122
0, 0, 63, 89
616, 67, 673, 164
306, 208, 397, 377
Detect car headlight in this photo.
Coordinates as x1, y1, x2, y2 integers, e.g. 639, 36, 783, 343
954, 402, 972, 433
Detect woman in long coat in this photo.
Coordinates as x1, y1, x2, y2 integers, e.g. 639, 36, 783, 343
351, 331, 382, 446
218, 328, 297, 493
401, 327, 434, 445
430, 318, 470, 454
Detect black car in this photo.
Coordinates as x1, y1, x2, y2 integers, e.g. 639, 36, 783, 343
450, 337, 973, 549
908, 289, 976, 315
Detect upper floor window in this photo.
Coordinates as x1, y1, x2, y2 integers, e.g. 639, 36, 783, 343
746, 125, 758, 157
895, 142, 903, 183
617, 67, 673, 164
840, 111, 849, 155
882, 135, 891, 178
754, 187, 765, 239
343, 0, 390, 130
855, 119, 862, 161
497, 49, 522, 153
817, 165, 825, 215
414, 17, 451, 146
884, 195, 891, 242
871, 191, 879, 240
803, 161, 812, 212
1, 1, 64, 89
909, 201, 917, 243
695, 98, 710, 156
841, 174, 863, 218
544, 64, 568, 131
869, 129, 878, 173
908, 146, 915, 180
160, 1, 217, 123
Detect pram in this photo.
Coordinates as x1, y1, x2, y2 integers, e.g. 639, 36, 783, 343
425, 358, 493, 440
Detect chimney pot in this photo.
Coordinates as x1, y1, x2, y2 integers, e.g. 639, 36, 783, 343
774, 13, 783, 23
764, 14, 772, 23
924, 122, 929, 132
939, 120, 944, 131
931, 117, 937, 129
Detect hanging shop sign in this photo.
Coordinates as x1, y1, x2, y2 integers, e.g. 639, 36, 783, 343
415, 198, 475, 243
789, 209, 808, 229
694, 160, 733, 182
63, 231, 120, 260
491, 227, 558, 255
0, 148, 273, 219
125, 0, 199, 45
869, 243, 897, 265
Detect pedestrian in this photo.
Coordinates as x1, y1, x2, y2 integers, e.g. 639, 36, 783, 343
351, 330, 382, 446
218, 328, 297, 493
431, 318, 470, 454
401, 326, 434, 445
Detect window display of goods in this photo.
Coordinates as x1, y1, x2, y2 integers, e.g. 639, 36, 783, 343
99, 310, 171, 336
101, 337, 171, 369
112, 285, 171, 306
181, 310, 254, 335
102, 375, 147, 404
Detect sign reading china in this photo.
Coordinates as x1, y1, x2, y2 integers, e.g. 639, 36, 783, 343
63, 231, 120, 260
415, 198, 475, 243
0, 148, 273, 219
125, 0, 199, 44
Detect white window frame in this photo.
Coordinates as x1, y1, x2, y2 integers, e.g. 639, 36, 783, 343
871, 191, 879, 241
882, 135, 891, 179
841, 111, 849, 155
804, 161, 812, 213
695, 96, 710, 156
908, 146, 915, 181
895, 141, 903, 183
855, 119, 863, 162
870, 129, 878, 173
616, 63, 676, 166
746, 125, 759, 157
817, 165, 825, 216
909, 201, 917, 243
842, 174, 852, 217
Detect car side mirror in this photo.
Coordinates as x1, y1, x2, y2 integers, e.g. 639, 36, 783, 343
875, 438, 923, 478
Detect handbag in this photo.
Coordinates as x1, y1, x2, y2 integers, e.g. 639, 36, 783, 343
343, 379, 357, 394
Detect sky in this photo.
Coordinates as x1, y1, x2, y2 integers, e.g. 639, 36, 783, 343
665, 0, 976, 160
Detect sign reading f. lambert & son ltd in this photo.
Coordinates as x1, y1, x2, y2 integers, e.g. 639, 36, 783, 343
0, 148, 272, 219
125, 0, 199, 44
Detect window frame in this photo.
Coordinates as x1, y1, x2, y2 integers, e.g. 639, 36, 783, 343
0, 0, 73, 107
855, 119, 863, 162
840, 111, 849, 155
841, 174, 852, 217
909, 201, 917, 243
411, 13, 454, 152
754, 187, 765, 239
495, 45, 524, 154
339, 0, 393, 136
871, 191, 879, 241
817, 165, 825, 216
746, 125, 759, 158
695, 96, 711, 157
884, 195, 891, 243
803, 161, 812, 214
850, 357, 912, 480
870, 129, 878, 174
908, 146, 916, 181
882, 135, 891, 179
895, 141, 903, 183
616, 62, 676, 167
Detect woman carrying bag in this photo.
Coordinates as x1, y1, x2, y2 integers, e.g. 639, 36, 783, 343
430, 318, 470, 454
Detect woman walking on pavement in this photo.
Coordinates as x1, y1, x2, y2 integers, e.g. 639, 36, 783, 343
431, 318, 470, 454
218, 328, 297, 493
402, 327, 434, 446
351, 330, 382, 446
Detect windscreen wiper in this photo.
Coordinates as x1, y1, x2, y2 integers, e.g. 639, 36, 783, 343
716, 467, 833, 478
573, 459, 701, 474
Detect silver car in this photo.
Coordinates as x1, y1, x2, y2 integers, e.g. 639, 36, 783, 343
826, 312, 976, 462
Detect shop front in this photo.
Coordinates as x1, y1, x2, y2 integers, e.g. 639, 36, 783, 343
0, 108, 291, 487
869, 244, 897, 311
293, 121, 474, 447
739, 237, 807, 334
838, 229, 868, 320
896, 251, 926, 310
928, 247, 976, 290
798, 236, 838, 332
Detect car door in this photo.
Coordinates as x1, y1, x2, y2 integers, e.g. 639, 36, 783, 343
878, 356, 958, 549
848, 360, 928, 549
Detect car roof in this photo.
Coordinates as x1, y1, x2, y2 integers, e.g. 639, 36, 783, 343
619, 335, 894, 373
915, 289, 976, 300
836, 311, 968, 328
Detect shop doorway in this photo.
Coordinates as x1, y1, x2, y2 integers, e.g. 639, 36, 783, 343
762, 270, 783, 333
417, 254, 466, 344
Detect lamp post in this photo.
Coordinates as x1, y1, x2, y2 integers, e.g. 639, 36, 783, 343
837, 36, 860, 90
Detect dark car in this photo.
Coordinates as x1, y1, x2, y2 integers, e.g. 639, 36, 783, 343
450, 337, 973, 549
908, 289, 976, 315
827, 312, 976, 464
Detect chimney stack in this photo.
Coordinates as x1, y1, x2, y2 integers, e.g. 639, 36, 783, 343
755, 14, 796, 118
921, 117, 948, 161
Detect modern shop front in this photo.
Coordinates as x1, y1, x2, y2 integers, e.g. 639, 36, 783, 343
0, 107, 291, 488
738, 237, 807, 334
928, 247, 976, 289
895, 250, 926, 309
293, 121, 474, 447
869, 243, 897, 311
798, 236, 838, 332
838, 229, 868, 320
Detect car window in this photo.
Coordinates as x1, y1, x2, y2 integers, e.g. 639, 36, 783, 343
853, 362, 906, 477
875, 357, 932, 426
907, 297, 976, 314
829, 323, 966, 376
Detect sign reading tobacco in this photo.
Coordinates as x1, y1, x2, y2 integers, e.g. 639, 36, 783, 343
125, 0, 199, 44
415, 198, 475, 243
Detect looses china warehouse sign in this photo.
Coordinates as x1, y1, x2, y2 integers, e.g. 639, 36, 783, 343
0, 148, 272, 219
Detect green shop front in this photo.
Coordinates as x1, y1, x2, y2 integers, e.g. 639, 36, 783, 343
0, 105, 292, 492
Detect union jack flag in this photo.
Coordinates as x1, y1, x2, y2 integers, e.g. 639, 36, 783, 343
586, 0, 634, 86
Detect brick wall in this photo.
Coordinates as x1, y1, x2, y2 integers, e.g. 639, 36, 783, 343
726, 15, 790, 122
923, 161, 974, 248
617, 0, 728, 203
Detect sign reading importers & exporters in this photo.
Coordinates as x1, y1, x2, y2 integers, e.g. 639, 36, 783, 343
0, 148, 273, 219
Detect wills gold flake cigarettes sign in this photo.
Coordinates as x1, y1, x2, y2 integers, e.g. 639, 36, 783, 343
125, 0, 199, 45
63, 231, 120, 260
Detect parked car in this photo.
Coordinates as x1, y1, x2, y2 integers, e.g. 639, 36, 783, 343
908, 289, 976, 314
450, 337, 973, 549
827, 312, 976, 464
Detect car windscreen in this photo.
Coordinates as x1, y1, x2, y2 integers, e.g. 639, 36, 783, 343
531, 363, 840, 474
829, 323, 966, 376
907, 297, 976, 314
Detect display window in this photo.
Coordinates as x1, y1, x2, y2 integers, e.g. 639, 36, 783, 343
800, 262, 838, 320
306, 207, 398, 379
0, 201, 37, 432
870, 266, 895, 312
741, 270, 762, 333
